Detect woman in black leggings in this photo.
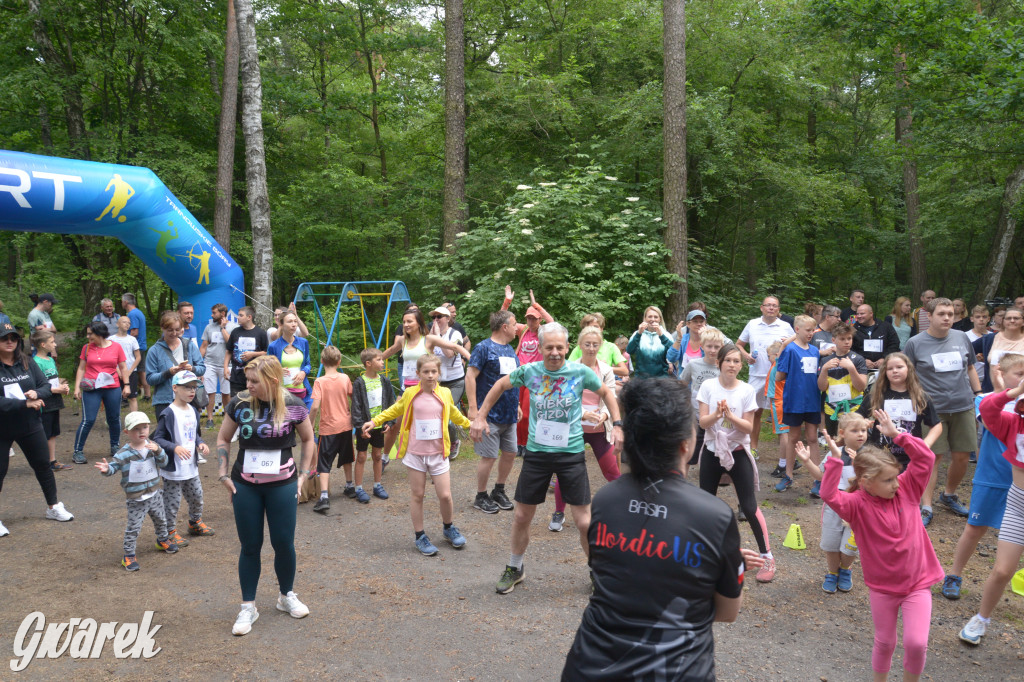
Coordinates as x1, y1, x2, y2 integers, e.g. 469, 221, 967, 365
696, 343, 776, 583
0, 322, 74, 537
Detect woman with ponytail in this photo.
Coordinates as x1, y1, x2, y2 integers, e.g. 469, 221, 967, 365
562, 377, 762, 681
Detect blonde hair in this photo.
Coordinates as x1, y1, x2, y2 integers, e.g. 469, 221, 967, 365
890, 297, 912, 326
699, 327, 725, 346
321, 345, 342, 367
847, 445, 899, 494
998, 352, 1024, 374
578, 325, 603, 347
416, 354, 442, 371
242, 355, 288, 427
580, 313, 606, 330
836, 412, 870, 446
641, 306, 664, 326
794, 314, 816, 330
159, 310, 183, 331
870, 352, 929, 415
765, 340, 784, 358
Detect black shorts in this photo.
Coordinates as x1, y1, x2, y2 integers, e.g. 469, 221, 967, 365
40, 410, 60, 439
781, 411, 820, 427
356, 428, 385, 452
825, 417, 839, 438
127, 368, 139, 398
317, 433, 355, 473
515, 451, 590, 506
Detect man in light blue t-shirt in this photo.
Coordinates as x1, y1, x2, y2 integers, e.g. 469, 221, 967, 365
472, 322, 622, 595
122, 293, 150, 399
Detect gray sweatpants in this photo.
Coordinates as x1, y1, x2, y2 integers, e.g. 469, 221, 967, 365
162, 476, 204, 530
124, 491, 168, 556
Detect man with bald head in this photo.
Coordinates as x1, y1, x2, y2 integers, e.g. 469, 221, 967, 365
852, 304, 899, 369
736, 296, 795, 451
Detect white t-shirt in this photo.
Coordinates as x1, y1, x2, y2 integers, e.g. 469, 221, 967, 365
161, 403, 199, 481
435, 328, 465, 382
696, 379, 758, 452
738, 317, 795, 378
111, 334, 140, 368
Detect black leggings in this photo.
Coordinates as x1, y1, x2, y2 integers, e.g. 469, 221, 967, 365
699, 447, 769, 554
0, 421, 58, 506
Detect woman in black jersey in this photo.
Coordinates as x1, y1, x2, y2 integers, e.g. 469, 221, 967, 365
562, 377, 762, 681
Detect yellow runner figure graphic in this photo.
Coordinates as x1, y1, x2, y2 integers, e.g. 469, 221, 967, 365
95, 174, 135, 222
149, 222, 178, 264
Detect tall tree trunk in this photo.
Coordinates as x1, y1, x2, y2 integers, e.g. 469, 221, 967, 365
975, 164, 1024, 303
744, 218, 757, 290
662, 0, 688, 323
442, 0, 467, 253
236, 0, 273, 326
895, 50, 927, 297
214, 0, 239, 251
358, 7, 390, 216
803, 106, 817, 291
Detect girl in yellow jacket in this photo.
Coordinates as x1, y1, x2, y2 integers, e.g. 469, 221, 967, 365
361, 354, 471, 556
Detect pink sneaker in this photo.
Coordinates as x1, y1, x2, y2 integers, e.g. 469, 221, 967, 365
756, 556, 776, 583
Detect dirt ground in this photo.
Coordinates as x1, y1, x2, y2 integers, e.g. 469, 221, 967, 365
1, 403, 1022, 681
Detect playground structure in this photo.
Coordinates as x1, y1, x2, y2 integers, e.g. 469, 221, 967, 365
0, 150, 244, 323
292, 280, 411, 378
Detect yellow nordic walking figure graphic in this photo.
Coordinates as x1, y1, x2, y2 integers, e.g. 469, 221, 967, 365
149, 221, 178, 264
95, 174, 135, 222
187, 243, 212, 286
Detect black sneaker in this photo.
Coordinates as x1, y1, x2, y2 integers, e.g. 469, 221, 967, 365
343, 485, 357, 499
496, 564, 525, 594
770, 465, 785, 478
313, 497, 330, 513
473, 494, 499, 514
490, 488, 513, 510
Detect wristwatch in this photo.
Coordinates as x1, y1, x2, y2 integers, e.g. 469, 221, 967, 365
611, 420, 623, 427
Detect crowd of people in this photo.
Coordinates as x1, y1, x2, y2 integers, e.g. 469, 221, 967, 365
2, 286, 1023, 680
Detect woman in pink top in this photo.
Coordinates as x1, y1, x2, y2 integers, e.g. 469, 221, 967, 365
820, 410, 943, 682
500, 286, 554, 450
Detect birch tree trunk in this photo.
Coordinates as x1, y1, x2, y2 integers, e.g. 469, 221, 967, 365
442, 0, 467, 253
975, 164, 1024, 303
663, 0, 688, 323
214, 0, 239, 251
236, 0, 273, 325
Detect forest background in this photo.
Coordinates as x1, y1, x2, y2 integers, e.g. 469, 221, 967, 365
2, 0, 1024, 364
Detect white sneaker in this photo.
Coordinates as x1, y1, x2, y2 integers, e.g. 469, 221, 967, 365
959, 614, 987, 645
197, 455, 207, 464
450, 439, 461, 460
232, 604, 259, 636
276, 591, 310, 618
0, 520, 9, 536
45, 502, 74, 522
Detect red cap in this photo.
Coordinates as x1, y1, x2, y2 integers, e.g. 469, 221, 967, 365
525, 306, 541, 319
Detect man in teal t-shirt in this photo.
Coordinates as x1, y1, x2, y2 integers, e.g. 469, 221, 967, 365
472, 322, 622, 595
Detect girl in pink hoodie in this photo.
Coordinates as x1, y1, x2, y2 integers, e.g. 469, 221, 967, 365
820, 409, 943, 682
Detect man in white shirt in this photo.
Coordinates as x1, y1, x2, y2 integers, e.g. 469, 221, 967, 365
735, 296, 795, 452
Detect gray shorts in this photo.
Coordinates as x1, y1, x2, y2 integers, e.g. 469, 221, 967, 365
820, 504, 858, 556
477, 421, 517, 459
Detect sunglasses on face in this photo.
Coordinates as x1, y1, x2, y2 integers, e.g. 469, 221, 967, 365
0, 335, 19, 343
430, 315, 445, 320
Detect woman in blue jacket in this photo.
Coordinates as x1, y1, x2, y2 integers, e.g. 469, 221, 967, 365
268, 311, 313, 409
146, 310, 206, 417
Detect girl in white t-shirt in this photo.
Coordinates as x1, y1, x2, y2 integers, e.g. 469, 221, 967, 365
112, 315, 142, 412
697, 344, 776, 583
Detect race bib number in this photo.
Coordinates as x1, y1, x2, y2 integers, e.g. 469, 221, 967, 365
128, 458, 157, 483
402, 362, 417, 380
367, 388, 382, 409
4, 383, 26, 400
820, 342, 836, 353
801, 357, 817, 374
94, 372, 116, 389
582, 402, 601, 427
827, 384, 852, 403
498, 356, 517, 375
237, 336, 256, 352
415, 419, 442, 441
49, 378, 61, 390
282, 369, 294, 385
884, 399, 915, 422
863, 339, 883, 353
535, 419, 570, 447
243, 449, 281, 474
932, 351, 963, 373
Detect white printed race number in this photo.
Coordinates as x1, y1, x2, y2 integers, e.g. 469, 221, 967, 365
498, 356, 517, 375
237, 336, 256, 352
932, 352, 963, 373
827, 384, 852, 403
820, 342, 836, 353
884, 399, 915, 422
402, 362, 417, 380
801, 357, 817, 374
128, 458, 157, 483
243, 449, 281, 474
4, 383, 26, 400
49, 378, 61, 390
415, 419, 442, 441
582, 402, 601, 427
94, 372, 116, 389
863, 339, 883, 353
535, 419, 570, 447
367, 388, 382, 409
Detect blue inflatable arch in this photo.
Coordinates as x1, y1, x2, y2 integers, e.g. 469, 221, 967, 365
0, 150, 244, 326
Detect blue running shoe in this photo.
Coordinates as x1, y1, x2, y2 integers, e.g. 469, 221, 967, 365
810, 480, 821, 498
354, 487, 370, 504
373, 483, 389, 500
415, 534, 438, 556
774, 475, 793, 492
938, 492, 968, 517
942, 574, 962, 600
443, 526, 466, 549
837, 568, 853, 592
822, 572, 838, 594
